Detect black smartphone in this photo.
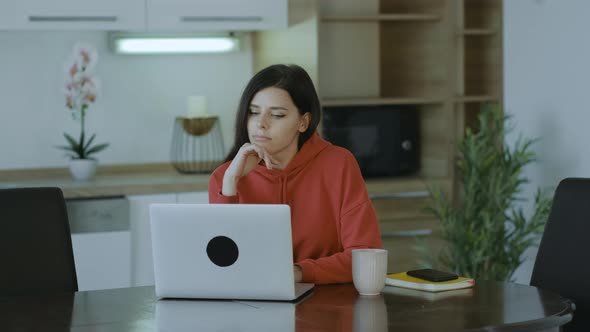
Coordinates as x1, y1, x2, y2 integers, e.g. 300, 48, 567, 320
406, 269, 458, 282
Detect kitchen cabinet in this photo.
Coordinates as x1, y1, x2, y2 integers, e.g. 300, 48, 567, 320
0, 0, 287, 31
0, 0, 145, 30
146, 0, 288, 31
67, 197, 131, 291
365, 178, 448, 273
177, 191, 209, 204
371, 195, 442, 273
66, 190, 208, 291
71, 232, 131, 291
128, 193, 176, 287
128, 191, 208, 287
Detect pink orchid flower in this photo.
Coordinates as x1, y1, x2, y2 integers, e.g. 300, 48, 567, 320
69, 63, 78, 78
79, 49, 91, 66
83, 93, 96, 103
66, 94, 74, 109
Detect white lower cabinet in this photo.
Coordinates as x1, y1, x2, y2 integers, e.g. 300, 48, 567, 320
70, 191, 208, 290
128, 192, 209, 287
176, 191, 209, 204
67, 197, 131, 291
128, 193, 177, 287
71, 232, 132, 291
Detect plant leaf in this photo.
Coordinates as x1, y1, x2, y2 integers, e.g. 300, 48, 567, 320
78, 130, 85, 158
63, 133, 78, 149
62, 133, 83, 158
56, 145, 75, 152
85, 143, 109, 156
84, 133, 97, 151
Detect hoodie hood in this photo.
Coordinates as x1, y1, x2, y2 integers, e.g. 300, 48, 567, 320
254, 131, 330, 177
253, 132, 330, 203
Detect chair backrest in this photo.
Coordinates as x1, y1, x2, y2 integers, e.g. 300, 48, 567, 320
530, 178, 590, 331
0, 187, 78, 295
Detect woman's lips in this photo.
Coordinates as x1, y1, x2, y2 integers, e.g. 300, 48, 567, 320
253, 135, 271, 142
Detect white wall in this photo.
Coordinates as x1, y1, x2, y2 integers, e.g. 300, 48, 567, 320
504, 0, 590, 283
0, 31, 253, 169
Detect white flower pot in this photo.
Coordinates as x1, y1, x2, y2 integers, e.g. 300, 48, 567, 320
69, 159, 98, 181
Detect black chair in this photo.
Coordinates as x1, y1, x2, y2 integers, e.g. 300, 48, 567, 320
531, 178, 590, 331
0, 187, 78, 295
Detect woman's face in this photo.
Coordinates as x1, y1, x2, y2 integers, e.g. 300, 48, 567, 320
247, 87, 310, 159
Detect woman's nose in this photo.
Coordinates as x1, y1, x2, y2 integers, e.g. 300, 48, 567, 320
257, 114, 269, 129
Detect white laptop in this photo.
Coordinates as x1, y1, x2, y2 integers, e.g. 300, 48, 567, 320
149, 203, 314, 301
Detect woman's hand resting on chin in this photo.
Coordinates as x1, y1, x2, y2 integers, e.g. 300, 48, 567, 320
222, 143, 278, 196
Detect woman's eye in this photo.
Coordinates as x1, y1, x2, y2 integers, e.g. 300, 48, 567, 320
272, 114, 285, 118
249, 109, 259, 115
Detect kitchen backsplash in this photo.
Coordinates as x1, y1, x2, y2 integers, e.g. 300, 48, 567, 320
0, 31, 252, 170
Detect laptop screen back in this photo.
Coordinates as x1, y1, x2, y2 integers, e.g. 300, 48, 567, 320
150, 204, 298, 300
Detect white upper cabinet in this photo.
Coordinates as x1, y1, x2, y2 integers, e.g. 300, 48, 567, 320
0, 0, 146, 30
0, 0, 288, 31
146, 0, 288, 31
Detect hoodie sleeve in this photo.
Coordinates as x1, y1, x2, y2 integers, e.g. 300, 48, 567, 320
297, 201, 382, 284
208, 163, 240, 204
296, 151, 383, 284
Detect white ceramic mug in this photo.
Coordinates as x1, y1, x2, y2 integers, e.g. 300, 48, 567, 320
352, 249, 388, 296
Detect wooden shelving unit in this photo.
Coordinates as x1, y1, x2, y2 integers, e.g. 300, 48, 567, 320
321, 13, 441, 22
454, 95, 499, 103
252, 0, 503, 273
365, 176, 450, 194
322, 97, 444, 107
459, 28, 497, 36
456, 0, 503, 144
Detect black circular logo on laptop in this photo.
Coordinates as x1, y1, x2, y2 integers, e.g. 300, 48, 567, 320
206, 236, 239, 267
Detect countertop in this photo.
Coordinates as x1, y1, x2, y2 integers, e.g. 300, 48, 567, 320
0, 163, 450, 199
0, 163, 210, 199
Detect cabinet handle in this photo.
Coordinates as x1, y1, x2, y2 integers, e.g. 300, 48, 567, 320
369, 191, 430, 200
180, 16, 263, 23
382, 229, 432, 238
28, 16, 118, 22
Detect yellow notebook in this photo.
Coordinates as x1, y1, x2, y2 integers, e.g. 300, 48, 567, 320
386, 272, 475, 293
383, 284, 474, 301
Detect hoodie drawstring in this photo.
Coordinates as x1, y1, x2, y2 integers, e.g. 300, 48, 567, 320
279, 176, 287, 204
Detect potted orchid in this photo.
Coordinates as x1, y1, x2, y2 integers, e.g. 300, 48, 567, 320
58, 43, 109, 180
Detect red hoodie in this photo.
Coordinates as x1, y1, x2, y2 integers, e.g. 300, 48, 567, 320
208, 132, 382, 284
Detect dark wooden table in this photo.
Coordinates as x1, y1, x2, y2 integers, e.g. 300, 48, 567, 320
0, 281, 573, 331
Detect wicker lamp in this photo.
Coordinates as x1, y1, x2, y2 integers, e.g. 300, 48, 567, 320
170, 96, 225, 173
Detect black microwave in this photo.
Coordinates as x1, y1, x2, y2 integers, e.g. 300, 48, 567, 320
321, 105, 420, 177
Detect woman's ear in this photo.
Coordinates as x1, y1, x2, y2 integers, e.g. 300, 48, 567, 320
299, 112, 311, 133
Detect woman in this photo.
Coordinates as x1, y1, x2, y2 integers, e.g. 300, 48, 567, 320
209, 64, 382, 284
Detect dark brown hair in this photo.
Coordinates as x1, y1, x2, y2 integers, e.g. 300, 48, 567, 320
225, 64, 321, 162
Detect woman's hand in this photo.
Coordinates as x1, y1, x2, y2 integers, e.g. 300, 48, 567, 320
294, 265, 302, 283
222, 143, 278, 196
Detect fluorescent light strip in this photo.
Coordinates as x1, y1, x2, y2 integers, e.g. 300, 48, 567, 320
114, 37, 238, 54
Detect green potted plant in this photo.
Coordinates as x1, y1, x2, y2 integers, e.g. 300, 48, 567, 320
58, 43, 109, 181
421, 103, 552, 281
